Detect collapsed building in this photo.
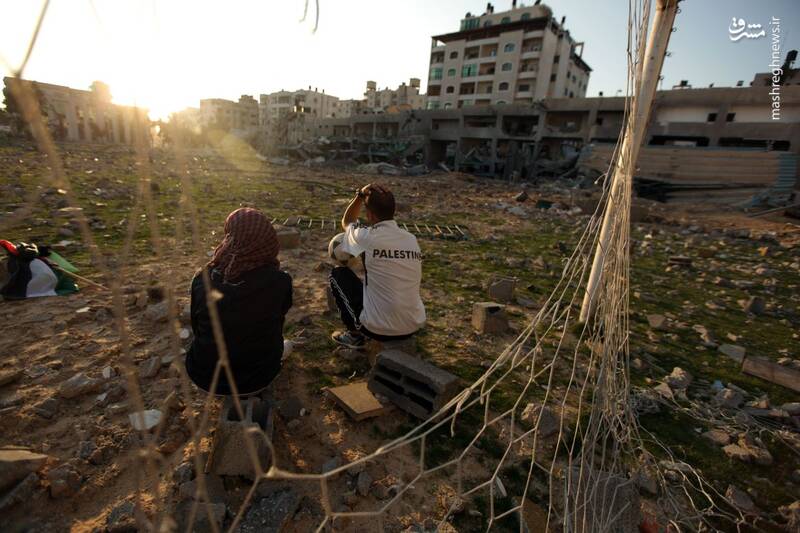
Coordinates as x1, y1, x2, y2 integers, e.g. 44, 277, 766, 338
286, 65, 799, 206
2, 77, 150, 145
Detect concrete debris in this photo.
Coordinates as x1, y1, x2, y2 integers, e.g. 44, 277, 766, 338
144, 301, 169, 323
664, 367, 692, 390
702, 429, 732, 446
326, 381, 391, 421
472, 302, 509, 334
206, 397, 272, 480
646, 314, 666, 330
58, 373, 102, 399
713, 388, 744, 409
368, 349, 460, 419
718, 344, 746, 363
0, 448, 49, 493
138, 357, 160, 379
238, 488, 300, 533
743, 296, 766, 315
47, 463, 82, 498
725, 484, 755, 512
128, 409, 163, 431
485, 276, 517, 303
742, 357, 800, 393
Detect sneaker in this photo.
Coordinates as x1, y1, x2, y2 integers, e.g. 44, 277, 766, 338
331, 330, 365, 350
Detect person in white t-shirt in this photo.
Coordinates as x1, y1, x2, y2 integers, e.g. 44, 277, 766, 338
329, 183, 426, 349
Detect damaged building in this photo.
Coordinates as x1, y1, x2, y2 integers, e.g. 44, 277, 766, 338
2, 77, 150, 145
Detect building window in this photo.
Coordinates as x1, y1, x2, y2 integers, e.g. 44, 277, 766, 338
521, 13, 530, 20
484, 20, 492, 27
726, 112, 736, 122
554, 55, 560, 63
501, 17, 511, 24
564, 88, 568, 96
501, 62, 513, 71
569, 91, 574, 97
447, 68, 456, 77
550, 73, 556, 82
499, 82, 509, 90
519, 84, 530, 92
446, 86, 455, 94
430, 67, 443, 80
596, 117, 604, 126
450, 51, 458, 59
707, 113, 717, 122
462, 64, 478, 77
444, 103, 453, 109
496, 100, 508, 105
504, 43, 515, 52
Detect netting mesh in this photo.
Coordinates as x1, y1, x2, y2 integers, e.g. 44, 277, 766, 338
3, 1, 797, 532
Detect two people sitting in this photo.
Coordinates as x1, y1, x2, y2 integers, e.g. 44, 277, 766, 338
185, 183, 425, 396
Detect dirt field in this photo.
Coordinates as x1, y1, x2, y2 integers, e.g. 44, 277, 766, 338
1, 140, 799, 532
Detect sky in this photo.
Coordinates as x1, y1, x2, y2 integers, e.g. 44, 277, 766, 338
1, 0, 798, 120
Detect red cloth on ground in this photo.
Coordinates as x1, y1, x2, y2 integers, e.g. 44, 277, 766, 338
208, 208, 280, 282
0, 240, 18, 255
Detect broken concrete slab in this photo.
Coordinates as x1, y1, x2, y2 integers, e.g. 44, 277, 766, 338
486, 277, 517, 302
128, 409, 163, 431
718, 344, 746, 363
0, 447, 49, 492
206, 397, 272, 480
58, 373, 102, 399
742, 357, 800, 393
471, 302, 509, 334
368, 350, 460, 419
327, 381, 391, 421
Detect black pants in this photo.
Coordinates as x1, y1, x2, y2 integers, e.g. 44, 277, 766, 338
328, 266, 413, 342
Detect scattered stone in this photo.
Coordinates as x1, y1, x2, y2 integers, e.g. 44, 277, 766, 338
146, 286, 165, 303
653, 383, 674, 400
702, 429, 732, 446
713, 388, 744, 409
781, 402, 800, 416
664, 367, 692, 390
718, 344, 746, 363
144, 301, 169, 323
138, 357, 160, 379
179, 328, 191, 340
723, 439, 773, 466
32, 397, 59, 419
106, 500, 136, 531
356, 470, 372, 497
646, 314, 666, 330
0, 448, 49, 492
207, 397, 272, 479
238, 488, 300, 532
128, 409, 163, 431
743, 296, 765, 315
634, 469, 658, 496
278, 397, 304, 421
47, 463, 82, 498
725, 484, 755, 512
0, 472, 39, 512
173, 462, 194, 485
58, 373, 102, 399
77, 441, 96, 461
514, 191, 528, 202
177, 501, 226, 533
0, 369, 23, 387
101, 366, 116, 379
520, 403, 559, 438
178, 474, 225, 504
322, 457, 341, 474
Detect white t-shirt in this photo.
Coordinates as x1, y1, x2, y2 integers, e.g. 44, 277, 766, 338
341, 220, 426, 336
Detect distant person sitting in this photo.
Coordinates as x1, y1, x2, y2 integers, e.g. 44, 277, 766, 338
329, 183, 426, 349
186, 208, 292, 396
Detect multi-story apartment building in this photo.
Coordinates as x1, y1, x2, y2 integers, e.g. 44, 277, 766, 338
364, 79, 426, 113
3, 77, 149, 144
426, 1, 590, 109
258, 87, 343, 127
199, 95, 259, 134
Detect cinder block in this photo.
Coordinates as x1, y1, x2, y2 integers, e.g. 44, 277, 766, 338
206, 397, 273, 479
486, 277, 517, 302
472, 302, 509, 334
368, 350, 460, 419
275, 225, 301, 249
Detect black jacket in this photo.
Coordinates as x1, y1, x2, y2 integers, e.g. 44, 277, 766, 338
185, 265, 292, 395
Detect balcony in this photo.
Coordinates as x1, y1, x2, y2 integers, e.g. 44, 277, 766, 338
518, 70, 537, 79
521, 50, 541, 60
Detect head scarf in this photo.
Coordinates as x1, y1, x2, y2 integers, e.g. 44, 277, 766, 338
208, 208, 280, 282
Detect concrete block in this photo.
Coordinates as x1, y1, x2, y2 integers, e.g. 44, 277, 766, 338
486, 277, 517, 302
275, 225, 301, 250
471, 302, 509, 334
742, 357, 800, 393
206, 397, 273, 479
368, 350, 460, 419
327, 381, 391, 421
